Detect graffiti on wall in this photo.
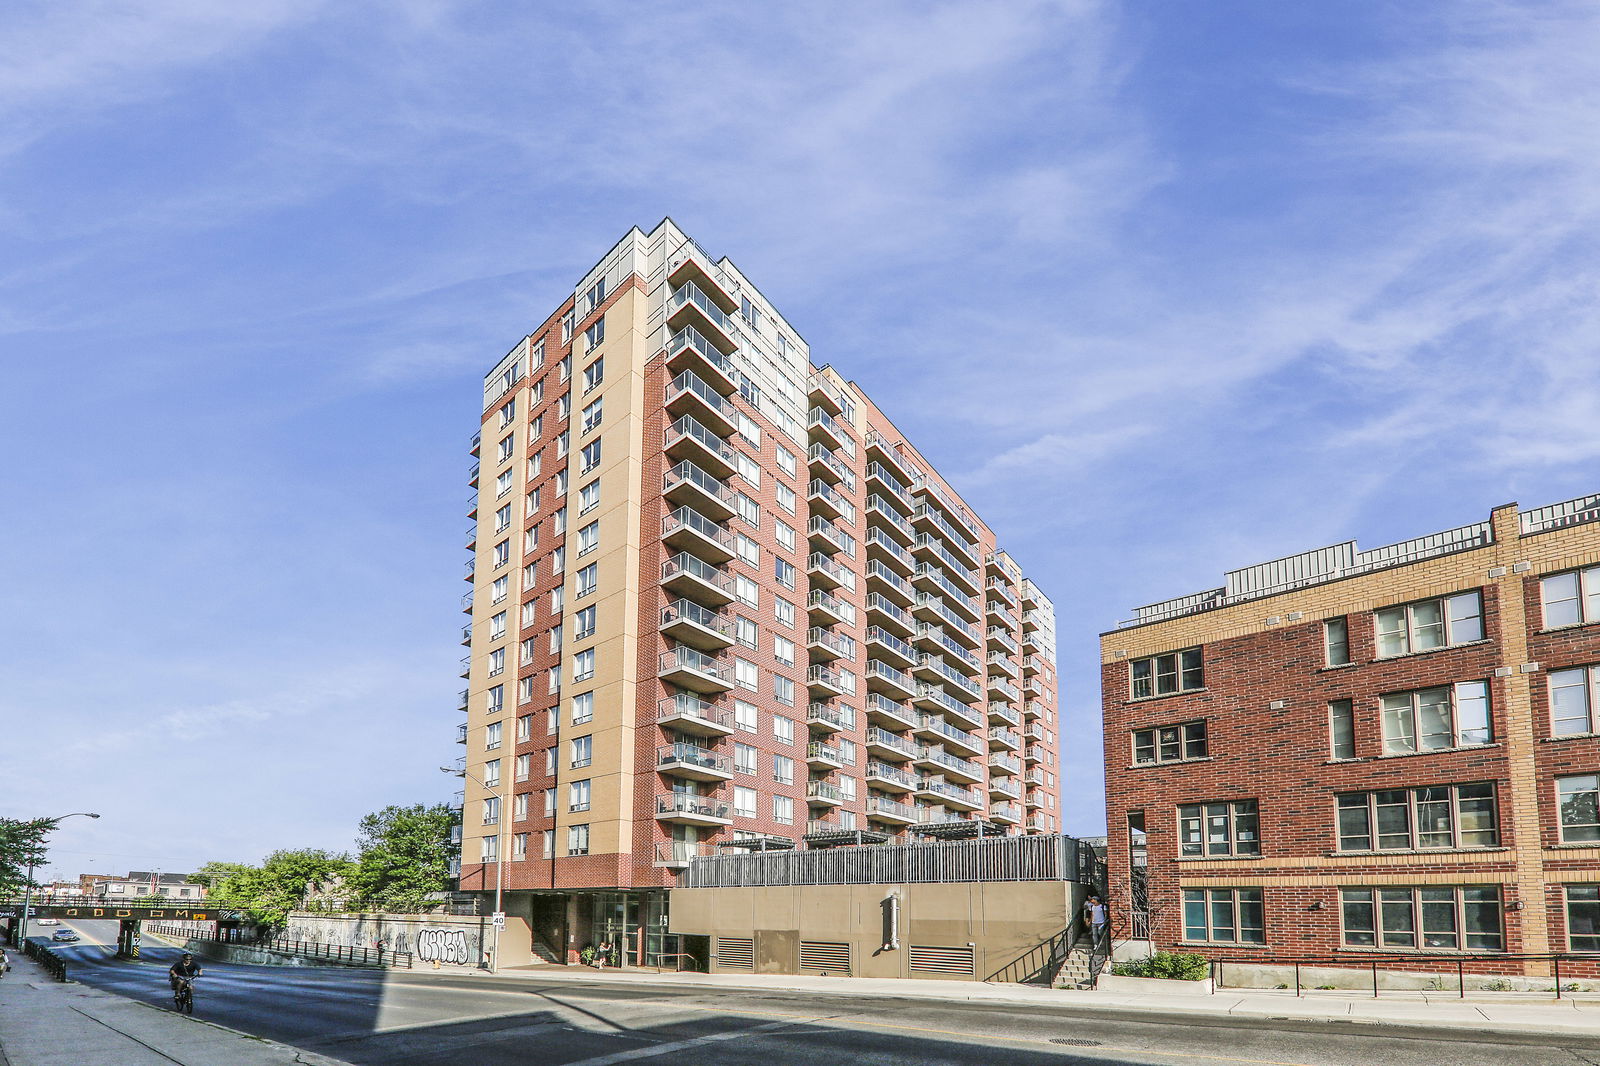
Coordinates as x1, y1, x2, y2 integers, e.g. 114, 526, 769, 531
415, 927, 471, 965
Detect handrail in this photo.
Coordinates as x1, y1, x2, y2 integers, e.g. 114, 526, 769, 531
1205, 949, 1600, 1000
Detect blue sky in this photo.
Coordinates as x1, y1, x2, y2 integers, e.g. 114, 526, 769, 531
4, 1, 1597, 881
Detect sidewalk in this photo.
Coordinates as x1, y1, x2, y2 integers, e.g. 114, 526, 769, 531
0, 947, 354, 1066
457, 962, 1600, 1039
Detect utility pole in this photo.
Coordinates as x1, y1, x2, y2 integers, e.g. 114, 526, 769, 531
18, 813, 100, 944
441, 766, 506, 973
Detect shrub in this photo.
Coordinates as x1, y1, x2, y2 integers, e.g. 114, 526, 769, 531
1110, 951, 1210, 981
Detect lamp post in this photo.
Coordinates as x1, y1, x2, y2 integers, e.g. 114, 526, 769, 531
19, 813, 100, 943
441, 766, 506, 973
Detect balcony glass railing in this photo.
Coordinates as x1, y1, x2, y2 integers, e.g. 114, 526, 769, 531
663, 460, 734, 506
918, 746, 981, 778
667, 369, 738, 422
657, 693, 733, 729
866, 728, 916, 757
916, 779, 980, 805
658, 743, 730, 774
657, 793, 729, 819
658, 646, 730, 679
917, 594, 979, 637
662, 552, 732, 592
669, 281, 733, 333
808, 443, 858, 492
661, 598, 732, 636
911, 476, 980, 543
913, 503, 978, 562
864, 527, 914, 568
662, 506, 733, 549
807, 479, 857, 524
916, 563, 972, 605
866, 659, 915, 691
807, 408, 857, 457
807, 701, 857, 730
668, 325, 736, 375
866, 561, 914, 599
665, 415, 735, 465
866, 494, 913, 537
865, 593, 914, 630
808, 515, 857, 556
918, 715, 978, 750
807, 626, 856, 660
807, 588, 857, 625
807, 740, 844, 763
915, 536, 978, 587
867, 796, 916, 821
807, 552, 855, 590
864, 461, 910, 502
865, 626, 917, 662
921, 656, 982, 699
987, 626, 1019, 653
806, 664, 848, 690
990, 678, 1022, 701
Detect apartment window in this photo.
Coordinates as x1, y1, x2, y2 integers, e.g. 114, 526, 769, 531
497, 434, 514, 463
514, 753, 530, 782
774, 675, 795, 706
560, 313, 574, 344
773, 635, 797, 667
541, 829, 555, 858
1375, 591, 1484, 658
1558, 774, 1600, 843
569, 779, 591, 813
499, 397, 516, 426
735, 492, 760, 527
735, 533, 760, 567
582, 354, 604, 391
544, 750, 555, 776
1324, 617, 1350, 666
544, 787, 556, 815
486, 684, 504, 713
1380, 681, 1491, 754
496, 469, 514, 497
577, 521, 599, 557
530, 416, 543, 445
1178, 800, 1259, 858
1340, 887, 1502, 950
485, 721, 502, 750
775, 483, 796, 515
1336, 783, 1498, 851
735, 616, 758, 649
735, 658, 758, 691
550, 586, 565, 615
735, 452, 760, 488
581, 398, 603, 434
567, 692, 594, 726
492, 539, 510, 568
513, 792, 529, 820
1328, 700, 1355, 760
773, 795, 794, 825
549, 669, 561, 696
580, 439, 602, 474
1131, 720, 1207, 765
578, 479, 600, 516
736, 411, 761, 446
773, 754, 795, 785
1567, 886, 1600, 951
774, 558, 796, 590
585, 277, 606, 313
774, 715, 795, 744
734, 743, 757, 775
1550, 664, 1600, 736
721, 786, 753, 819
573, 649, 595, 683
486, 650, 506, 681
512, 833, 528, 861
583, 320, 605, 355
838, 737, 856, 765
775, 445, 797, 478
568, 824, 590, 856
483, 759, 501, 787
551, 545, 566, 571
515, 675, 533, 704
574, 605, 597, 641
734, 699, 759, 733
556, 429, 570, 458
571, 735, 592, 768
554, 470, 568, 498
1182, 888, 1263, 944
516, 714, 532, 742
481, 835, 499, 861
521, 599, 537, 627
575, 563, 598, 598
1130, 648, 1203, 698
774, 520, 796, 553
774, 598, 796, 629
839, 810, 857, 830
735, 576, 759, 608
1543, 566, 1600, 628
491, 575, 509, 604
489, 611, 507, 641
482, 796, 500, 826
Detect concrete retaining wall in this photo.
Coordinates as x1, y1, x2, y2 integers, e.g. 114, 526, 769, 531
282, 911, 532, 970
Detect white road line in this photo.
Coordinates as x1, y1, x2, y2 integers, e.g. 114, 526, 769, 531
550, 1018, 799, 1066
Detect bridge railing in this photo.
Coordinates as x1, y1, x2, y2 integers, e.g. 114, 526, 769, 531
22, 938, 68, 981
144, 922, 412, 969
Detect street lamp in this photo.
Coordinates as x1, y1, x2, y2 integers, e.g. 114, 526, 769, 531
441, 766, 506, 973
19, 813, 100, 943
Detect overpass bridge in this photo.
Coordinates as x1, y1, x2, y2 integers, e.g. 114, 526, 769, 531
0, 894, 249, 958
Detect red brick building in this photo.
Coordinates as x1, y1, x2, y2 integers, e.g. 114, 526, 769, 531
1100, 494, 1600, 975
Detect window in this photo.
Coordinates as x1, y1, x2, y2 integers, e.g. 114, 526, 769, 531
569, 779, 591, 812
774, 598, 796, 629
1558, 774, 1599, 843
571, 735, 592, 768
486, 684, 504, 713
512, 833, 528, 861
497, 434, 514, 463
574, 605, 597, 641
1131, 720, 1207, 765
775, 445, 797, 478
530, 416, 543, 444
775, 483, 796, 515
1340, 887, 1502, 950
585, 277, 606, 313
577, 521, 599, 557
580, 439, 602, 474
1178, 800, 1259, 858
1375, 591, 1484, 657
735, 658, 758, 691
839, 810, 857, 830
773, 635, 796, 667
773, 795, 794, 825
573, 649, 595, 683
580, 398, 604, 435
560, 313, 574, 344
734, 743, 757, 775
516, 714, 532, 742
773, 715, 795, 744
1130, 649, 1203, 698
583, 354, 604, 391
491, 575, 509, 604
1543, 566, 1600, 628
578, 479, 600, 515
1328, 700, 1355, 760
733, 786, 758, 819
482, 795, 500, 825
544, 750, 555, 776
568, 824, 590, 856
489, 611, 507, 640
773, 754, 795, 785
1324, 617, 1350, 666
556, 428, 570, 457
735, 533, 760, 567
496, 469, 514, 498
1182, 888, 1263, 944
735, 452, 760, 487
1567, 886, 1600, 951
550, 586, 564, 614
485, 722, 502, 749
575, 562, 598, 598
1336, 783, 1498, 851
1550, 664, 1600, 736
1380, 681, 1491, 754
736, 411, 761, 446
499, 397, 516, 427
735, 616, 758, 649
734, 699, 759, 733
481, 835, 499, 861
735, 492, 760, 527
775, 520, 796, 553
838, 738, 856, 765
774, 675, 795, 706
551, 544, 566, 571
553, 507, 567, 535
493, 539, 510, 568
542, 829, 555, 858
513, 792, 529, 820
576, 688, 601, 723
544, 787, 556, 815
774, 558, 796, 590
735, 576, 759, 608
515, 754, 530, 782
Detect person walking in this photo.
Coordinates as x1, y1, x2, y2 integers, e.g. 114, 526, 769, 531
1084, 894, 1109, 951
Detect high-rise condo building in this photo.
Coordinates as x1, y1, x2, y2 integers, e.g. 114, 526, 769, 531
456, 220, 1062, 965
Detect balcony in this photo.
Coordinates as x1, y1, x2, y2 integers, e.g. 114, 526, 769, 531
866, 561, 915, 607
986, 626, 1018, 654
460, 623, 472, 646
866, 759, 918, 791
660, 598, 734, 651
463, 559, 476, 582
461, 589, 474, 614
806, 588, 854, 627
987, 577, 1018, 609
865, 494, 915, 545
661, 506, 735, 564
915, 686, 984, 730
809, 374, 848, 417
988, 677, 1022, 702
865, 626, 917, 669
987, 600, 1019, 630
469, 431, 481, 457
864, 429, 913, 482
665, 325, 738, 396
666, 369, 739, 436
865, 659, 917, 700
863, 527, 914, 575
1025, 677, 1047, 699
1021, 580, 1042, 611
913, 537, 980, 594
865, 726, 917, 762
1022, 655, 1044, 677
1024, 721, 1047, 742
806, 701, 856, 733
657, 646, 733, 694
988, 726, 1021, 751
989, 702, 1021, 727
667, 244, 739, 312
656, 793, 732, 826
913, 563, 970, 607
1022, 701, 1046, 721
806, 779, 846, 806
864, 594, 915, 639
468, 462, 480, 488
1025, 769, 1046, 787
865, 692, 918, 732
1025, 815, 1049, 831
448, 789, 464, 812
806, 626, 854, 662
455, 722, 468, 745
911, 477, 980, 547
989, 751, 1022, 775
806, 551, 854, 592
806, 664, 850, 697
807, 479, 855, 524
667, 280, 738, 354
459, 655, 470, 679
657, 693, 735, 737
457, 688, 469, 712
919, 657, 983, 702
866, 795, 917, 825
661, 551, 734, 606
911, 504, 979, 569
1022, 609, 1047, 633
915, 747, 983, 784
663, 460, 736, 521
1024, 744, 1047, 764
914, 715, 983, 758
657, 743, 733, 782
989, 777, 1022, 801
806, 742, 843, 771
664, 414, 737, 478
807, 514, 853, 556
1023, 630, 1045, 656
808, 407, 853, 455
990, 803, 1023, 826
808, 443, 855, 490
987, 654, 1019, 680
864, 461, 911, 507
915, 779, 982, 811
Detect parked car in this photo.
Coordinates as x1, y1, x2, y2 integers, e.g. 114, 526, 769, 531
51, 930, 79, 942
34, 918, 60, 926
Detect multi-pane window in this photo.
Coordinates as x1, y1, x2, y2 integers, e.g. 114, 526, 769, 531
1550, 665, 1600, 736
1380, 681, 1491, 754
497, 434, 514, 463
774, 598, 796, 629
1132, 720, 1207, 765
1557, 774, 1599, 843
735, 616, 758, 649
735, 659, 758, 691
734, 786, 758, 819
775, 520, 796, 553
775, 483, 797, 515
575, 563, 598, 598
775, 445, 797, 478
1178, 800, 1259, 858
515, 754, 530, 782
734, 742, 757, 775
734, 699, 759, 732
775, 559, 796, 589
499, 398, 516, 426
574, 605, 597, 641
489, 611, 507, 640
495, 500, 513, 529
491, 575, 508, 603
569, 779, 591, 813
1567, 886, 1600, 951
736, 453, 760, 488
1543, 566, 1600, 628
773, 754, 795, 785
573, 649, 595, 683
492, 540, 510, 568
1375, 591, 1484, 658
1340, 887, 1502, 950
512, 833, 527, 861
736, 411, 761, 446
735, 492, 760, 527
570, 692, 594, 725
774, 676, 795, 706
570, 735, 592, 768
774, 636, 796, 667
1336, 783, 1498, 851
481, 835, 499, 861
773, 795, 794, 825
482, 796, 500, 825
582, 354, 604, 391
735, 575, 759, 607
577, 521, 599, 557
774, 715, 795, 744
544, 787, 556, 815
486, 684, 504, 713
580, 439, 602, 475
1328, 700, 1355, 759
1130, 648, 1203, 698
578, 480, 600, 515
485, 722, 502, 750
488, 648, 505, 676
567, 824, 589, 856
581, 398, 603, 434
542, 829, 555, 859
1182, 888, 1263, 944
1324, 617, 1350, 666
496, 469, 514, 497
513, 792, 529, 820
516, 714, 532, 742
735, 533, 760, 567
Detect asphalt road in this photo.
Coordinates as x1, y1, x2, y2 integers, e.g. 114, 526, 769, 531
41, 919, 1600, 1066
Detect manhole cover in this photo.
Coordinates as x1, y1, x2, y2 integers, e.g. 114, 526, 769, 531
1051, 1038, 1104, 1047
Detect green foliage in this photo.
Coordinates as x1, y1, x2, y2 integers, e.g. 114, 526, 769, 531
203, 849, 354, 928
343, 804, 456, 910
1110, 950, 1211, 981
0, 818, 54, 896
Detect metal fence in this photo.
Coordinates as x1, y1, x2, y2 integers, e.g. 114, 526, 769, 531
682, 834, 1091, 888
22, 938, 68, 981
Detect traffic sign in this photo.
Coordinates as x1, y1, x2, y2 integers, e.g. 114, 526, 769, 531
491, 912, 505, 929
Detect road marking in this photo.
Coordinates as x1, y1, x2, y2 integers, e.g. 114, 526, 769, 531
531, 1018, 799, 1066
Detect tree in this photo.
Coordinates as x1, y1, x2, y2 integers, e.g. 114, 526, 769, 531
187, 861, 254, 897
0, 818, 53, 896
344, 803, 455, 909
200, 849, 353, 927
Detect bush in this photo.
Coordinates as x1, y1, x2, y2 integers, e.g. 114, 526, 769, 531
1110, 951, 1210, 981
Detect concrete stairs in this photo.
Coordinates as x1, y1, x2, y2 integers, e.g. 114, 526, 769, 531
530, 938, 562, 965
1055, 943, 1107, 989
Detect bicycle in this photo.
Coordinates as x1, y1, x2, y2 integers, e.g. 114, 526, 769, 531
172, 975, 195, 1014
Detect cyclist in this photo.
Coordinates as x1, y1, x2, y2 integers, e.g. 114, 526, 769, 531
168, 952, 203, 994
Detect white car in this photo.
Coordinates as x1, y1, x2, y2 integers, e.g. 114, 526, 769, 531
33, 918, 60, 926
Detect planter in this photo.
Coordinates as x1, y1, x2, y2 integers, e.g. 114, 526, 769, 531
1095, 974, 1214, 996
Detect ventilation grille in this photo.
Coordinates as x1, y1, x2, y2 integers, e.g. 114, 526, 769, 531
799, 940, 851, 974
908, 944, 974, 975
715, 937, 754, 969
